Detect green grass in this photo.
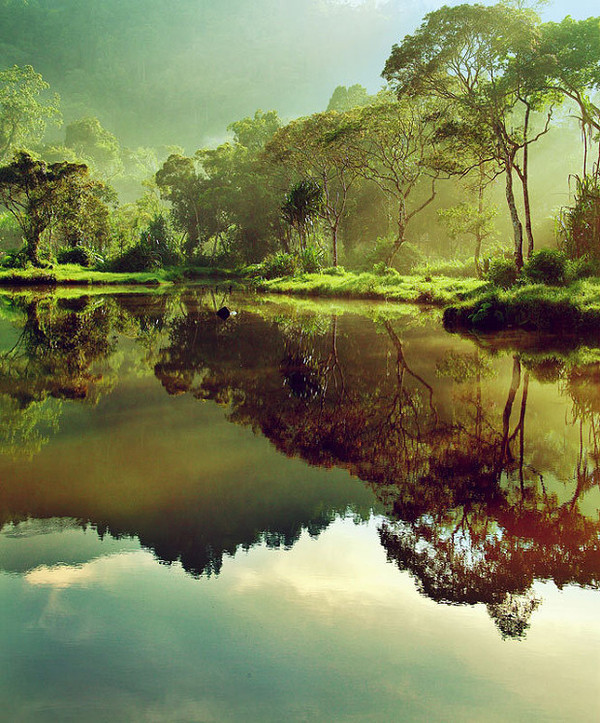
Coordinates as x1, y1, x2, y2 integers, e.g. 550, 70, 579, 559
444, 278, 600, 334
4, 263, 600, 338
0, 264, 243, 287
255, 270, 487, 304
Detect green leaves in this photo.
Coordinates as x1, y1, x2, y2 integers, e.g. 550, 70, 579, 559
0, 65, 61, 163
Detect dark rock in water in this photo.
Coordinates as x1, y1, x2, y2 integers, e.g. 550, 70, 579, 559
216, 306, 230, 320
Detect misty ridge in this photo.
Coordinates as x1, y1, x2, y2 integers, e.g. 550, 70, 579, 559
0, 0, 406, 148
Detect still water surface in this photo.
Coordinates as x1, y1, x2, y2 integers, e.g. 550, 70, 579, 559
0, 288, 598, 721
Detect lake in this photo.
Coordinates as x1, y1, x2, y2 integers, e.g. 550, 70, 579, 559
0, 287, 598, 721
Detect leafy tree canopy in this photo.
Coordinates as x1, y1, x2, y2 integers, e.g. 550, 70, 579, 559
0, 64, 60, 163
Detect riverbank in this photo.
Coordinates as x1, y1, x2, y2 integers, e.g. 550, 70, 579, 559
254, 270, 486, 304
0, 264, 240, 287
0, 265, 488, 303
443, 279, 600, 334
4, 265, 600, 337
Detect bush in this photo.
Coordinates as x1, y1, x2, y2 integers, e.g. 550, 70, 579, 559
261, 251, 297, 279
297, 245, 324, 273
524, 248, 567, 285
414, 258, 478, 278
139, 214, 181, 267
487, 258, 519, 288
56, 246, 100, 267
566, 256, 600, 281
108, 241, 162, 272
558, 175, 600, 260
139, 232, 181, 267
357, 237, 424, 274
322, 265, 345, 275
393, 241, 425, 274
0, 248, 29, 269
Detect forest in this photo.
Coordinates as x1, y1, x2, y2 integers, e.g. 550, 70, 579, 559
1, 2, 600, 331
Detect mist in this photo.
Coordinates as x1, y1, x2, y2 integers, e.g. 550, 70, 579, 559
0, 0, 424, 149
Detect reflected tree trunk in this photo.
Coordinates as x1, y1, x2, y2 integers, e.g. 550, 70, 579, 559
500, 356, 522, 466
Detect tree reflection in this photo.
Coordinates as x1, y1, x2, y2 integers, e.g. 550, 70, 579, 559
149, 295, 600, 638
0, 293, 117, 455
0, 290, 598, 640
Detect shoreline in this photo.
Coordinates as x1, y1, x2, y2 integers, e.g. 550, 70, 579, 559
2, 266, 600, 337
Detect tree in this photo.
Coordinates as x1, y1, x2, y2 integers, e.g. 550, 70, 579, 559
437, 195, 498, 276
0, 152, 102, 264
155, 153, 205, 256
0, 65, 61, 163
530, 17, 600, 177
326, 84, 371, 112
55, 177, 114, 252
281, 179, 323, 251
64, 116, 122, 179
194, 110, 286, 263
382, 3, 554, 268
227, 109, 281, 152
342, 97, 443, 264
265, 111, 362, 265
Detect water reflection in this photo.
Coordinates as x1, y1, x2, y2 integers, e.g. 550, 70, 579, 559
0, 289, 599, 640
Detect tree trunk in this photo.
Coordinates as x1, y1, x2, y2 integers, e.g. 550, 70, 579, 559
474, 236, 482, 278
331, 224, 338, 267
522, 174, 534, 260
386, 201, 406, 266
475, 174, 484, 278
505, 164, 524, 270
520, 112, 534, 259
25, 230, 42, 266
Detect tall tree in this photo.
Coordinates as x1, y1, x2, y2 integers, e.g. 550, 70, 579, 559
382, 3, 553, 268
527, 16, 600, 177
0, 65, 60, 163
326, 84, 371, 112
265, 111, 361, 265
155, 153, 205, 256
342, 97, 443, 264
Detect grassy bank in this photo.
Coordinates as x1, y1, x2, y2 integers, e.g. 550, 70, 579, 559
443, 279, 600, 334
5, 264, 600, 339
0, 264, 241, 287
0, 265, 489, 305
255, 270, 486, 304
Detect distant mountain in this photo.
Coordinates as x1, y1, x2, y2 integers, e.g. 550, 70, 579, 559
0, 0, 415, 150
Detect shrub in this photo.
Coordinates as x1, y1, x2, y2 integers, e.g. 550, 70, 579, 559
108, 241, 162, 272
140, 232, 181, 267
56, 246, 100, 267
261, 251, 297, 279
393, 242, 426, 274
566, 256, 600, 281
139, 214, 181, 267
558, 175, 600, 260
298, 245, 325, 273
487, 258, 519, 288
358, 237, 424, 274
523, 248, 567, 285
322, 265, 345, 275
414, 258, 478, 278
0, 248, 29, 269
